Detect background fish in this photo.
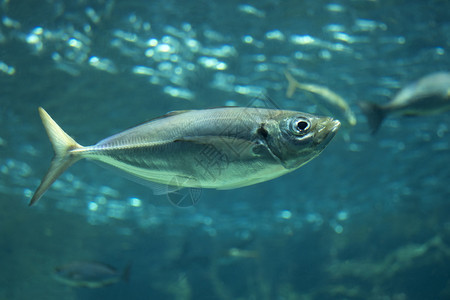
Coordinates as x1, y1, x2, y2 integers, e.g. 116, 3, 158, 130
359, 72, 450, 134
29, 107, 340, 206
285, 70, 357, 127
226, 247, 259, 259
53, 261, 131, 288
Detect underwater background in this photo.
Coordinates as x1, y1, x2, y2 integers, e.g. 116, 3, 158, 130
1, 0, 450, 299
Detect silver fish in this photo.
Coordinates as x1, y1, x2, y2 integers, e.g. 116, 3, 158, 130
29, 107, 340, 206
285, 70, 357, 127
53, 261, 130, 288
359, 72, 450, 134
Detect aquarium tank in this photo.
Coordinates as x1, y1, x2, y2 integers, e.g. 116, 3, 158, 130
1, 0, 449, 299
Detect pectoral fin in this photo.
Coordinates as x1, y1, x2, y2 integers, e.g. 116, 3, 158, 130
175, 135, 287, 168
174, 136, 262, 159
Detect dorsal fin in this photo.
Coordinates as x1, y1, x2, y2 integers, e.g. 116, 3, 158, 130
119, 110, 194, 131
145, 110, 192, 122
159, 110, 192, 118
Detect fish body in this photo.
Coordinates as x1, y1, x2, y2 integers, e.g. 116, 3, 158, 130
53, 261, 130, 288
359, 72, 450, 134
30, 107, 340, 206
285, 70, 357, 126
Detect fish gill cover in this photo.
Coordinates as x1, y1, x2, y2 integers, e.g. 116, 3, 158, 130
0, 0, 449, 299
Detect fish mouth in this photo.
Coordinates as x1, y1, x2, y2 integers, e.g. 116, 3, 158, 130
329, 119, 341, 133
315, 118, 341, 145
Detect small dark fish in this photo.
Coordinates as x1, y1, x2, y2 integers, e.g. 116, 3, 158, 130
29, 107, 340, 206
359, 72, 450, 134
53, 261, 131, 288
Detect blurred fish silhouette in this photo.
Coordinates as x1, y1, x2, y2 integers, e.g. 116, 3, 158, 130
359, 72, 450, 134
226, 247, 259, 259
53, 261, 131, 288
285, 70, 357, 127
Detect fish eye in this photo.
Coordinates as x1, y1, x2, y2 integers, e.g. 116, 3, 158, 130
296, 120, 309, 131
290, 117, 311, 135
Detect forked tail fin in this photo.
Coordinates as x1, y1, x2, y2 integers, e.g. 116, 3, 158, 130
284, 69, 299, 98
29, 107, 84, 206
358, 101, 386, 135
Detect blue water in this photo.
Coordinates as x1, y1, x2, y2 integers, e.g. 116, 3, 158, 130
1, 0, 450, 299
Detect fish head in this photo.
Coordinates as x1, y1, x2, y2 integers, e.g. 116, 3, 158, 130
265, 111, 340, 169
